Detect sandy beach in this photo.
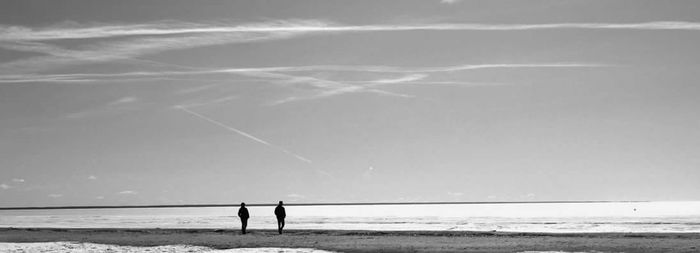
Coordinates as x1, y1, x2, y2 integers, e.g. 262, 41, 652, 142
1, 228, 698, 252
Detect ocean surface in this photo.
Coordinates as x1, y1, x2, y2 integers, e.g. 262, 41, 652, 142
1, 201, 699, 233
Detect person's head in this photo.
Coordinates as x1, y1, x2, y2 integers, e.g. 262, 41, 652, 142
240, 202, 245, 207
278, 201, 283, 206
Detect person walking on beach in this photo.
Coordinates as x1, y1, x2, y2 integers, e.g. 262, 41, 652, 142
237, 202, 249, 234
274, 201, 286, 234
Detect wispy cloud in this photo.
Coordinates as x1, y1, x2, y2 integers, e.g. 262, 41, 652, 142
108, 96, 137, 105
175, 83, 221, 95
261, 71, 415, 105
4, 20, 700, 42
1, 19, 627, 106
0, 63, 607, 83
177, 95, 239, 109
88, 175, 97, 180
253, 63, 608, 73
253, 63, 604, 104
0, 20, 328, 41
440, 0, 462, 4
12, 178, 25, 183
0, 62, 606, 106
0, 18, 694, 74
0, 184, 10, 190
48, 193, 63, 198
65, 95, 140, 119
366, 74, 428, 84
117, 190, 138, 195
0, 20, 323, 75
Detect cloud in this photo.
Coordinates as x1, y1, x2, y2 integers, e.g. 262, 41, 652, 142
177, 95, 239, 109
0, 184, 10, 190
366, 74, 428, 84
168, 69, 411, 105
268, 80, 412, 105
0, 18, 692, 76
0, 20, 326, 75
48, 194, 63, 198
117, 190, 138, 195
4, 20, 700, 43
65, 111, 91, 119
96, 196, 105, 200
0, 60, 606, 106
260, 63, 601, 104
108, 96, 137, 105
0, 19, 329, 41
88, 175, 97, 180
0, 62, 605, 108
65, 95, 140, 119
440, 0, 462, 4
246, 63, 599, 104
0, 18, 616, 106
389, 81, 505, 86
11, 178, 25, 183
260, 63, 607, 73
175, 83, 221, 94
0, 63, 607, 84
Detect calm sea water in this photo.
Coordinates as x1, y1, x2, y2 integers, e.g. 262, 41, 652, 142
1, 201, 699, 233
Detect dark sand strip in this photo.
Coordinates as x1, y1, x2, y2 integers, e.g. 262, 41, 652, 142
1, 228, 699, 252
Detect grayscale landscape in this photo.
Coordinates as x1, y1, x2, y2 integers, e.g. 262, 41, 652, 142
1, 0, 699, 252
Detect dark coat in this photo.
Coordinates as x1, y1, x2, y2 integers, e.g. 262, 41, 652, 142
238, 207, 249, 219
274, 205, 286, 219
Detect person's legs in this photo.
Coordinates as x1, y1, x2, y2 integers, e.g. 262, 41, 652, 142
241, 218, 248, 234
277, 218, 283, 234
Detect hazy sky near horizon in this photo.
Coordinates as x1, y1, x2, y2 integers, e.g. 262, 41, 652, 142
1, 0, 700, 207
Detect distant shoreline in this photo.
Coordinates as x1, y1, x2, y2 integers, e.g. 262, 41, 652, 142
1, 227, 698, 252
0, 200, 652, 210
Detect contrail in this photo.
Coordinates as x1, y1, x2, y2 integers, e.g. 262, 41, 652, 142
5, 21, 700, 41
176, 106, 312, 163
0, 63, 607, 83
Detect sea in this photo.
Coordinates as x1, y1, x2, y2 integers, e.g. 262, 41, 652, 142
1, 201, 699, 233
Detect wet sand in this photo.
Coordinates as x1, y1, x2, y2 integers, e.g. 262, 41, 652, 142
1, 228, 699, 252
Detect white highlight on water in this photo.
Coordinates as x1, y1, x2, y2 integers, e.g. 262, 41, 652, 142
1, 201, 699, 233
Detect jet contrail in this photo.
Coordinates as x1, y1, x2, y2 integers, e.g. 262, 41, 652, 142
6, 21, 700, 41
176, 106, 312, 163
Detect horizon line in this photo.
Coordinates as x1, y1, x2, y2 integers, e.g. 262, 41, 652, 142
0, 200, 655, 210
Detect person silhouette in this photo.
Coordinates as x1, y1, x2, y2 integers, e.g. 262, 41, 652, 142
274, 201, 286, 234
237, 202, 249, 234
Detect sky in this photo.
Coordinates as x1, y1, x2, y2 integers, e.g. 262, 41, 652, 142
1, 0, 700, 207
